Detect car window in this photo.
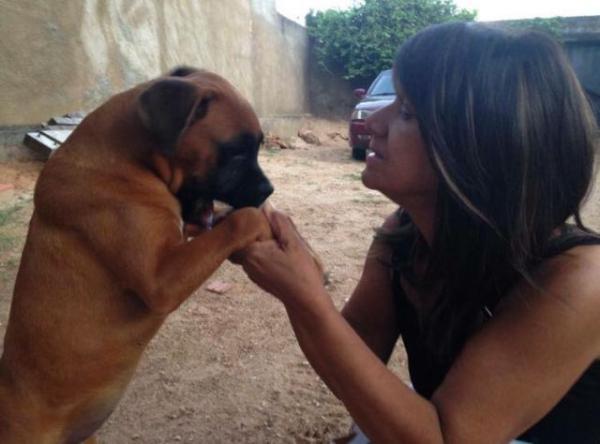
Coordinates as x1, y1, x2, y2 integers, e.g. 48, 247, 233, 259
367, 70, 394, 96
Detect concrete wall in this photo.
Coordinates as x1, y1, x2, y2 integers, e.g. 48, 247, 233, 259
558, 16, 600, 118
565, 42, 600, 95
561, 15, 600, 43
308, 45, 356, 121
487, 16, 600, 121
0, 0, 310, 127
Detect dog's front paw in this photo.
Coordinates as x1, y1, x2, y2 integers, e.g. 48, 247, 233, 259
227, 207, 273, 247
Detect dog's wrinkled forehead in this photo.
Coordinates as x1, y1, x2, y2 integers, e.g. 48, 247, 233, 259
138, 66, 262, 157
172, 67, 253, 110
183, 70, 261, 135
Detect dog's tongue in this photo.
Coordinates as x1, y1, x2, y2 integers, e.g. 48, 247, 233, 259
184, 200, 214, 237
184, 201, 236, 238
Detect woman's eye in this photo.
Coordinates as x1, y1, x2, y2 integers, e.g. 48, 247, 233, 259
399, 105, 414, 120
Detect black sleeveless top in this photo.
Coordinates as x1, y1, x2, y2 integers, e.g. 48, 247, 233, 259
391, 225, 600, 443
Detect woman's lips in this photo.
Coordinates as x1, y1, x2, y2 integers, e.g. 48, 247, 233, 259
367, 149, 384, 160
365, 149, 384, 168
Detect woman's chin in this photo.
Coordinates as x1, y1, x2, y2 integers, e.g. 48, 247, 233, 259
361, 169, 380, 191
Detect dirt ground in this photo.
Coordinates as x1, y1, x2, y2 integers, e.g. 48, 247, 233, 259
1, 120, 600, 443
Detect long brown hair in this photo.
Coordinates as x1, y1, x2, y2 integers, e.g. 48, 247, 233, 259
389, 22, 599, 357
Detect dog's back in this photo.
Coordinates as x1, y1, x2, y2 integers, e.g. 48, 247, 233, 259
0, 90, 170, 443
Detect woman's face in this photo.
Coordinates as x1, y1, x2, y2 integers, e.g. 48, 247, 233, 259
361, 81, 438, 206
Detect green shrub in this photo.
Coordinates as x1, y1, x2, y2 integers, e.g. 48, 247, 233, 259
306, 0, 476, 83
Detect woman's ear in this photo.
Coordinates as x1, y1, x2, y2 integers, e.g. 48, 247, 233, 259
137, 79, 211, 155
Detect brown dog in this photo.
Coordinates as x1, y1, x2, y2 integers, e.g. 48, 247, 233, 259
0, 67, 274, 443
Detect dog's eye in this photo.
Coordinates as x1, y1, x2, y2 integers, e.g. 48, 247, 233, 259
194, 97, 212, 120
217, 132, 259, 164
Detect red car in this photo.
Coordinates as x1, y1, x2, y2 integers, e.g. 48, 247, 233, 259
349, 69, 395, 159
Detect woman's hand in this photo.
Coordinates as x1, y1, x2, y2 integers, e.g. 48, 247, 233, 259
232, 208, 328, 310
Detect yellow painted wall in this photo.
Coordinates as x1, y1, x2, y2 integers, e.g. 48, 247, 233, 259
0, 0, 309, 125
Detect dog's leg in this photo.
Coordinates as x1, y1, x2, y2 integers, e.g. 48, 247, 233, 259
81, 206, 271, 315
143, 212, 269, 313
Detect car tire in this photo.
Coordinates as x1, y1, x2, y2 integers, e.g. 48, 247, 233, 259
351, 147, 366, 160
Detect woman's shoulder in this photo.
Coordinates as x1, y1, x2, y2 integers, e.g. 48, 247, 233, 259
503, 225, 600, 308
537, 241, 600, 300
499, 239, 600, 352
543, 224, 600, 258
538, 225, 600, 295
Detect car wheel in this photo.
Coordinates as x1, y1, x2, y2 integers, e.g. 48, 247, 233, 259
351, 147, 366, 160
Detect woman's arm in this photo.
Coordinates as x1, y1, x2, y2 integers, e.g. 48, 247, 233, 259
286, 292, 444, 443
341, 213, 402, 364
239, 211, 443, 442
239, 211, 600, 443
431, 245, 600, 442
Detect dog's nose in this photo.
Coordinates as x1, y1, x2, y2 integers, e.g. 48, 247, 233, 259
256, 181, 274, 204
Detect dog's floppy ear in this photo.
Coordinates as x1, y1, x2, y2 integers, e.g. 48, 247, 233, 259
137, 79, 211, 154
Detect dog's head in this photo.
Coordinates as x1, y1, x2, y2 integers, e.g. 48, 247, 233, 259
137, 66, 273, 226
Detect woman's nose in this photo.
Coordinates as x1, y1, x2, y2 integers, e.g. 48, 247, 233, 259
365, 108, 386, 137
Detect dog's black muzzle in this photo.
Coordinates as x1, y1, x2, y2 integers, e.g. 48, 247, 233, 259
214, 164, 273, 209
176, 162, 273, 226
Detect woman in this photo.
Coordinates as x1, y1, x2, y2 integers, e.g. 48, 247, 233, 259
236, 22, 600, 443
